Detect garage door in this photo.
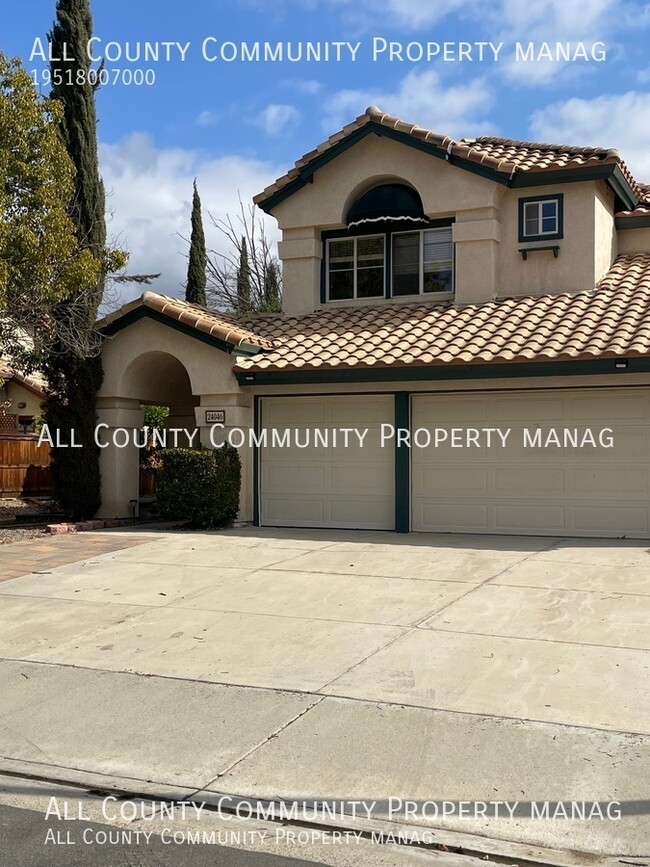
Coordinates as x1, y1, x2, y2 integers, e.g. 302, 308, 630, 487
259, 395, 394, 529
411, 388, 650, 538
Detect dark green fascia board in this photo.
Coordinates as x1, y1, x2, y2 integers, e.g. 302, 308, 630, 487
394, 392, 410, 534
99, 306, 263, 357
511, 163, 638, 211
257, 122, 639, 214
237, 356, 650, 386
616, 214, 650, 229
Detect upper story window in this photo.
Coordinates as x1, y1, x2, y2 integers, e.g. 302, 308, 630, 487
326, 227, 454, 301
518, 194, 563, 242
393, 227, 453, 295
328, 235, 385, 300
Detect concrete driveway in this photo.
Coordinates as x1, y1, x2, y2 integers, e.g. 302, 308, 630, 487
0, 527, 649, 860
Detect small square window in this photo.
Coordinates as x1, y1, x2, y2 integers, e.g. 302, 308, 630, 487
519, 195, 563, 242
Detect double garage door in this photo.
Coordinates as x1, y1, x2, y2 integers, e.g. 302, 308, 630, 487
259, 389, 650, 537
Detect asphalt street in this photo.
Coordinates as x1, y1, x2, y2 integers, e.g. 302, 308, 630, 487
0, 803, 325, 867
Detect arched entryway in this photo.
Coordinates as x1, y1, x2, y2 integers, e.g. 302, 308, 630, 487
96, 304, 254, 521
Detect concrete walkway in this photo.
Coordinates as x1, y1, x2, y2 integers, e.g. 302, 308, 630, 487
0, 527, 648, 861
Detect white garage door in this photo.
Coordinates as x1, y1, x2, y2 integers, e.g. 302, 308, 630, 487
411, 388, 650, 538
259, 395, 394, 530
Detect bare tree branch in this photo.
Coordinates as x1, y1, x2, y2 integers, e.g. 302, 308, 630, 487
206, 196, 282, 314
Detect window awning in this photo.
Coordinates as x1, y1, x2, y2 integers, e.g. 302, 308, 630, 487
346, 183, 428, 229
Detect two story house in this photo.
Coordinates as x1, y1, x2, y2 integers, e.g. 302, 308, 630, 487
97, 106, 650, 538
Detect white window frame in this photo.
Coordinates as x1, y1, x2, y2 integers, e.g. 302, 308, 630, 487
326, 234, 385, 301
391, 226, 454, 296
522, 198, 560, 239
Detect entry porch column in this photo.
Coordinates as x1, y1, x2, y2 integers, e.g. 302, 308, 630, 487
96, 397, 143, 519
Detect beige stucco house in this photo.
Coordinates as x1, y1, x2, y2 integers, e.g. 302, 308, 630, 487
0, 363, 45, 435
96, 105, 650, 538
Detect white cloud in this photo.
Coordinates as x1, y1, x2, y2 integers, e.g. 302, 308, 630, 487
323, 69, 495, 139
100, 134, 281, 303
324, 0, 465, 29
196, 110, 219, 127
529, 91, 650, 178
281, 78, 323, 95
254, 104, 301, 137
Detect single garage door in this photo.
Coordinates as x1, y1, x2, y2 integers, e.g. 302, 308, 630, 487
411, 388, 650, 538
259, 395, 394, 529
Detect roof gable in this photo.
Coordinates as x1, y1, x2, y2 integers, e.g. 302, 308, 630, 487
96, 291, 274, 356
255, 106, 641, 214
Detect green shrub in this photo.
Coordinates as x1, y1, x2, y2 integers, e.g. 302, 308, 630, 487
156, 446, 241, 528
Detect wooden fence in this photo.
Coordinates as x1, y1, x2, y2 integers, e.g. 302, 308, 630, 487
0, 436, 52, 497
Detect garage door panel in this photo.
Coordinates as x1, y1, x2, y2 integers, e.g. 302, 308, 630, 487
329, 496, 393, 527
568, 394, 650, 420
329, 464, 393, 494
572, 505, 649, 534
494, 503, 566, 532
492, 396, 564, 422
415, 396, 487, 423
260, 396, 394, 530
264, 497, 325, 524
494, 467, 565, 496
413, 466, 488, 497
573, 468, 647, 497
263, 464, 325, 493
263, 400, 326, 425
412, 388, 650, 538
416, 502, 489, 531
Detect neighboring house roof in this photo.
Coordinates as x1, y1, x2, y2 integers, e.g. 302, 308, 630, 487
254, 105, 642, 213
0, 361, 46, 397
616, 183, 650, 224
97, 291, 277, 354
234, 253, 650, 374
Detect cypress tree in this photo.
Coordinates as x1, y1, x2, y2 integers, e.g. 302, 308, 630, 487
236, 237, 251, 315
185, 180, 207, 306
42, 0, 106, 519
263, 261, 280, 309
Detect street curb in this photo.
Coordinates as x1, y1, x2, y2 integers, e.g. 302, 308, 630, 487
0, 757, 620, 867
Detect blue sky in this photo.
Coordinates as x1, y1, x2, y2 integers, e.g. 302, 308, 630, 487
5, 0, 650, 298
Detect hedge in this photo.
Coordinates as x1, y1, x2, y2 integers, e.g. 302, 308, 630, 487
156, 446, 241, 528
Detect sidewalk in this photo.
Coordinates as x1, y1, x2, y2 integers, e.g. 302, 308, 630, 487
0, 658, 644, 863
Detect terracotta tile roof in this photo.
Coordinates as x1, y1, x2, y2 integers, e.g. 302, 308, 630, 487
96, 291, 277, 351
236, 254, 650, 373
0, 361, 46, 395
255, 105, 643, 206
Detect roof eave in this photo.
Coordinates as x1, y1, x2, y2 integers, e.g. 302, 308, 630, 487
256, 124, 640, 215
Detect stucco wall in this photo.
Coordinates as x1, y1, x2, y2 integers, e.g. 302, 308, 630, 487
617, 225, 650, 254
497, 181, 603, 297
4, 382, 43, 418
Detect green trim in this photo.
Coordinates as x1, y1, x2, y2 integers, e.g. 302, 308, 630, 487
256, 122, 639, 214
394, 392, 410, 533
518, 193, 563, 243
99, 307, 263, 357
253, 395, 260, 526
616, 214, 650, 229
237, 357, 650, 386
